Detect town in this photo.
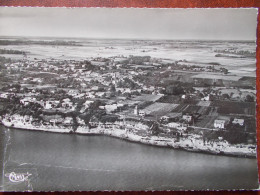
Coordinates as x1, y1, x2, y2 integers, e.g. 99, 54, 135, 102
0, 50, 257, 157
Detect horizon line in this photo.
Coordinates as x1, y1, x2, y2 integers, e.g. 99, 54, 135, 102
0, 35, 256, 42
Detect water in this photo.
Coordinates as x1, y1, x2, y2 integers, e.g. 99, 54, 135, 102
1, 126, 258, 191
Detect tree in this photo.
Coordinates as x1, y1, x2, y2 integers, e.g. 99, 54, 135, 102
245, 95, 254, 102
110, 84, 116, 92
238, 91, 242, 99
198, 93, 204, 98
220, 68, 228, 74
166, 84, 184, 95
222, 93, 230, 100
149, 122, 160, 136
224, 124, 247, 144
230, 92, 234, 98
185, 87, 195, 94
89, 100, 102, 110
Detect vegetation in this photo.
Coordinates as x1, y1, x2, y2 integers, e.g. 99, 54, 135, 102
0, 40, 81, 46
0, 49, 27, 55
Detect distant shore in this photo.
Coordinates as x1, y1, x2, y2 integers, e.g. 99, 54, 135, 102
1, 119, 256, 159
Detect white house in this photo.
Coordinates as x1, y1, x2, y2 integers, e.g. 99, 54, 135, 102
161, 112, 181, 122
64, 117, 73, 125
134, 106, 139, 115
139, 110, 146, 117
201, 94, 212, 101
45, 101, 53, 109
167, 122, 180, 128
232, 118, 244, 126
91, 61, 107, 66
214, 120, 226, 129
105, 104, 118, 113
77, 117, 85, 125
161, 115, 170, 121
167, 122, 187, 132
177, 125, 187, 132
183, 115, 192, 122
0, 93, 9, 99
61, 99, 73, 109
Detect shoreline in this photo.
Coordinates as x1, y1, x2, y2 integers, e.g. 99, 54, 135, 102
1, 120, 256, 159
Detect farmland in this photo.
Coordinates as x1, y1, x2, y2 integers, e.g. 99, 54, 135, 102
142, 102, 179, 116
211, 101, 255, 115
132, 94, 163, 102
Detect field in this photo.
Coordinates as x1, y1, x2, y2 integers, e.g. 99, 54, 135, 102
195, 115, 218, 129
142, 102, 179, 116
157, 95, 181, 104
172, 104, 189, 113
171, 104, 213, 116
197, 101, 211, 107
192, 73, 243, 81
132, 94, 163, 102
211, 100, 255, 115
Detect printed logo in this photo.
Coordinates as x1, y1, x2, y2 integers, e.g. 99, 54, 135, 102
5, 172, 32, 183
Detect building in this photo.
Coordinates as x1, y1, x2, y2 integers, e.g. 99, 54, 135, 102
89, 117, 99, 127
139, 110, 146, 117
45, 101, 53, 109
91, 61, 107, 66
161, 112, 181, 122
134, 105, 139, 115
214, 120, 226, 129
177, 125, 187, 132
232, 118, 244, 126
182, 114, 192, 122
201, 94, 213, 101
167, 122, 187, 132
105, 104, 118, 113
167, 122, 180, 128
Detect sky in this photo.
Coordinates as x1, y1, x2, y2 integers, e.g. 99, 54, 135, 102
0, 7, 258, 40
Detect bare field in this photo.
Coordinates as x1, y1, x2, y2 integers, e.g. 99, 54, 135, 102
142, 102, 179, 116
195, 115, 218, 129
197, 101, 211, 107
132, 94, 163, 102
211, 101, 255, 115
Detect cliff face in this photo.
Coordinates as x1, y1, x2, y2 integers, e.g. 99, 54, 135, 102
1, 113, 256, 158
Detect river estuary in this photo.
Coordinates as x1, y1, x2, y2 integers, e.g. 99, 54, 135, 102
0, 126, 258, 191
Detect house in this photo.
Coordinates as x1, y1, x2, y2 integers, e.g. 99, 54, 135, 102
167, 122, 180, 128
89, 117, 99, 127
214, 120, 226, 129
64, 117, 73, 125
177, 125, 187, 132
45, 101, 53, 109
77, 117, 85, 125
0, 93, 9, 99
201, 94, 213, 101
161, 115, 170, 121
49, 116, 63, 125
91, 61, 107, 66
20, 97, 37, 106
182, 114, 192, 122
105, 104, 118, 113
161, 112, 181, 122
134, 105, 139, 115
167, 122, 187, 132
232, 118, 244, 126
61, 99, 73, 109
139, 110, 146, 117
98, 115, 120, 129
